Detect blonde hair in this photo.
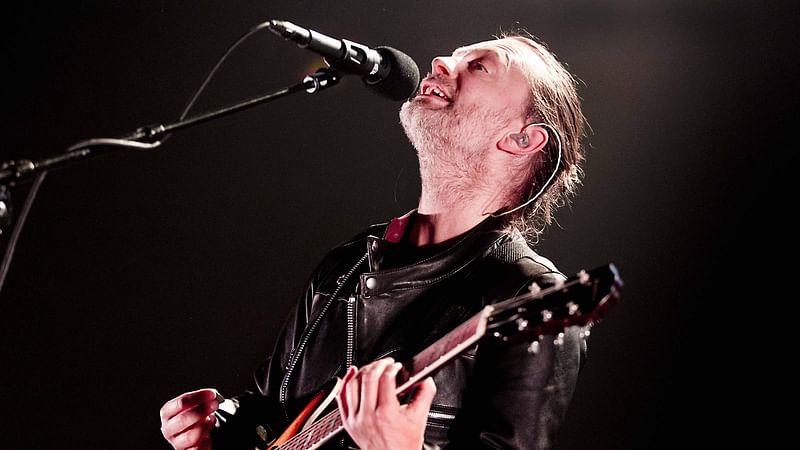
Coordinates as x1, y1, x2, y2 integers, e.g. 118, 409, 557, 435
495, 33, 587, 241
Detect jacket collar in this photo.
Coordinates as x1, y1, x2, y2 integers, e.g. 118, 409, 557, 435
360, 210, 508, 298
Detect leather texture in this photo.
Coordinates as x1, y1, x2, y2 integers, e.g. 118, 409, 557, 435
212, 213, 586, 449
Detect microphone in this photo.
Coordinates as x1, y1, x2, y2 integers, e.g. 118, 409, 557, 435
267, 20, 420, 101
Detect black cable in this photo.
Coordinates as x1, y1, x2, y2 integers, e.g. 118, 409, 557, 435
0, 20, 275, 296
164, 20, 274, 143
0, 171, 47, 294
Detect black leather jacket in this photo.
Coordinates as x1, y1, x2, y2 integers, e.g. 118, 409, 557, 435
212, 212, 586, 449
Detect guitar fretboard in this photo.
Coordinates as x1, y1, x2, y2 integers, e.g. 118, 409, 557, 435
279, 307, 493, 449
396, 307, 492, 392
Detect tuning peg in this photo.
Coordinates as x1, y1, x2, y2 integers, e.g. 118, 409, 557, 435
516, 318, 529, 331
578, 269, 590, 284
541, 309, 553, 322
553, 332, 565, 347
566, 301, 579, 315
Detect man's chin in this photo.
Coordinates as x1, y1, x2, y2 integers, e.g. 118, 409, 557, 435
399, 102, 420, 134
400, 101, 442, 126
400, 104, 431, 141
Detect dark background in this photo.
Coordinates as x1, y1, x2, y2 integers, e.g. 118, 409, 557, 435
1, 1, 793, 448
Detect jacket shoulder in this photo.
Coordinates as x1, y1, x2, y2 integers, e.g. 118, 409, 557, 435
482, 231, 566, 300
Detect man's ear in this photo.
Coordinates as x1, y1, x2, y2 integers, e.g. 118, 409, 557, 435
497, 125, 548, 156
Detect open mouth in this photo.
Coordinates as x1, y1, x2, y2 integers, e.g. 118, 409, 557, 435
419, 81, 452, 102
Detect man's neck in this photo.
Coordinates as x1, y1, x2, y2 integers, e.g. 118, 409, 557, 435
407, 210, 480, 247
411, 144, 517, 246
411, 189, 505, 246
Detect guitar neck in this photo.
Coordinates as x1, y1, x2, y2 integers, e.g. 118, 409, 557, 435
276, 263, 622, 450
395, 306, 493, 393
279, 307, 494, 450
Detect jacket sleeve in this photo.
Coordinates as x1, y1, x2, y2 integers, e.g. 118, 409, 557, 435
443, 327, 585, 449
440, 269, 587, 449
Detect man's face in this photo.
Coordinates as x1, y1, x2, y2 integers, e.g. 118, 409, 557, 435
399, 38, 533, 157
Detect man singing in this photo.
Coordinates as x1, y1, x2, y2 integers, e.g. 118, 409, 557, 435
160, 32, 587, 450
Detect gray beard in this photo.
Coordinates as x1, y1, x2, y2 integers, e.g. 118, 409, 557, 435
399, 101, 509, 208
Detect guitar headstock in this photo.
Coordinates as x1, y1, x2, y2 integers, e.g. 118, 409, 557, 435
486, 263, 622, 344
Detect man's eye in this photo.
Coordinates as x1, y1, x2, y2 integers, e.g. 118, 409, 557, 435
469, 61, 488, 73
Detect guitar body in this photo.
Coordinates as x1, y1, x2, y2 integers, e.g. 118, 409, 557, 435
267, 379, 342, 450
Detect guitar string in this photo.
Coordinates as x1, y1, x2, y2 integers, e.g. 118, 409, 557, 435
281, 272, 604, 448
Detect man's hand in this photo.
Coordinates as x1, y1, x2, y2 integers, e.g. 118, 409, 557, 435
336, 358, 437, 450
159, 388, 219, 450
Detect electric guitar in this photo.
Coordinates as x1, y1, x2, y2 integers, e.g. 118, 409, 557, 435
251, 263, 622, 450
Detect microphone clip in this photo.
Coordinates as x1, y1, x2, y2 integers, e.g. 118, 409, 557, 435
303, 68, 341, 94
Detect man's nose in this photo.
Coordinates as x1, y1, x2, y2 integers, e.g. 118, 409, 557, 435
431, 56, 457, 77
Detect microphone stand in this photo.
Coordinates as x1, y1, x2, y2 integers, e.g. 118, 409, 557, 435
0, 67, 341, 294
0, 68, 340, 188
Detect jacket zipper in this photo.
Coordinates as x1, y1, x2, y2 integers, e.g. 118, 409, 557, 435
279, 252, 368, 419
345, 294, 357, 369
428, 410, 457, 421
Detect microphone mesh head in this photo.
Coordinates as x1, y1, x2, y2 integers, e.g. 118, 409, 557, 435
368, 47, 421, 101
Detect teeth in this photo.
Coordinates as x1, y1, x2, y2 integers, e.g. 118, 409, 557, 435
430, 87, 447, 99
420, 84, 449, 100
